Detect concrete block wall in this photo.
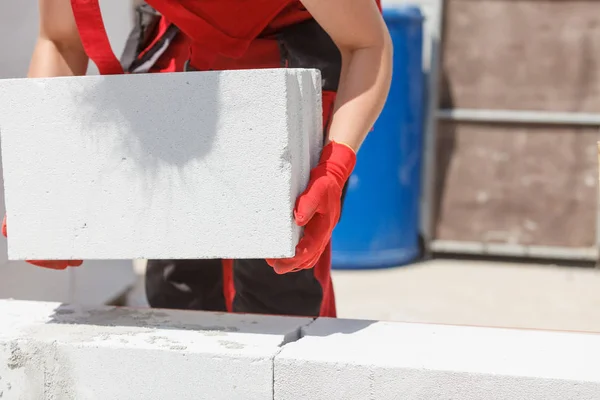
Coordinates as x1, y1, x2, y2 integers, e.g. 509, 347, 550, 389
0, 69, 322, 260
0, 1, 137, 304
276, 319, 600, 399
1, 299, 600, 400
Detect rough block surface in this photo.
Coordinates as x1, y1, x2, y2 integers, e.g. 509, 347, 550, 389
0, 69, 322, 260
0, 299, 312, 400
3, 300, 600, 399
275, 318, 600, 400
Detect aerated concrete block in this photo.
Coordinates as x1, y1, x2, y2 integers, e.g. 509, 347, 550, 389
275, 318, 600, 400
0, 68, 322, 260
0, 299, 312, 400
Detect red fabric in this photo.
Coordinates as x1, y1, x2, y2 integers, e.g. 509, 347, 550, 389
262, 0, 382, 34
262, 3, 311, 33
211, 39, 281, 71
314, 243, 336, 317
141, 16, 191, 73
145, 0, 290, 70
72, 0, 382, 74
70, 0, 124, 75
151, 0, 381, 71
221, 259, 235, 312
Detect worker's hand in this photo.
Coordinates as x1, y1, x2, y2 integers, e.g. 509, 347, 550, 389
2, 215, 83, 270
266, 141, 356, 274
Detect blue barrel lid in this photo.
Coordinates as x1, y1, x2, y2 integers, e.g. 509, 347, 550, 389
382, 4, 424, 21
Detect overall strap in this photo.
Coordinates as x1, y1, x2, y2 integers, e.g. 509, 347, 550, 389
128, 23, 181, 74
70, 0, 124, 75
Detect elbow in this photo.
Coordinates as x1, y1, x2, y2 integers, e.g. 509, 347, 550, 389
40, 35, 84, 57
39, 19, 86, 57
379, 27, 394, 70
344, 30, 393, 99
30, 33, 89, 77
383, 29, 394, 82
377, 28, 394, 85
340, 26, 393, 71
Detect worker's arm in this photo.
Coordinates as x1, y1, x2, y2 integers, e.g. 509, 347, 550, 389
28, 0, 89, 77
266, 0, 392, 273
301, 0, 392, 152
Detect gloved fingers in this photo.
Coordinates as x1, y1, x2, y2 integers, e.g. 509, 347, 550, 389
273, 257, 316, 274
281, 249, 322, 274
2, 215, 7, 238
273, 241, 325, 274
26, 259, 83, 269
26, 260, 70, 270
290, 237, 331, 273
266, 247, 312, 274
267, 251, 309, 274
294, 178, 329, 226
269, 213, 330, 274
294, 212, 330, 255
265, 257, 315, 274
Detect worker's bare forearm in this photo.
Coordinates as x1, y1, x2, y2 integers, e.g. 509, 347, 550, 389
327, 40, 393, 151
300, 0, 393, 152
28, 38, 89, 77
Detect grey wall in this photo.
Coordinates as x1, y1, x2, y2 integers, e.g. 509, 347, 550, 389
0, 1, 134, 78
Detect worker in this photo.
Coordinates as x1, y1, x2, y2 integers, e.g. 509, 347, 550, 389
3, 0, 393, 319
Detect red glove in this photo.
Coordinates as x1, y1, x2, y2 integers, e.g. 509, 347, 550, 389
266, 141, 356, 274
2, 215, 83, 270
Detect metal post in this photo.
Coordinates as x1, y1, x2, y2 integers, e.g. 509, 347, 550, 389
419, 0, 445, 259
430, 240, 597, 262
596, 141, 600, 267
437, 108, 600, 126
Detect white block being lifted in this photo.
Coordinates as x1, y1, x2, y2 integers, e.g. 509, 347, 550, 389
0, 69, 323, 260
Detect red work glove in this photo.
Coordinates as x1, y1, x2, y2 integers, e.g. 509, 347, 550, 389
2, 215, 83, 270
266, 141, 356, 274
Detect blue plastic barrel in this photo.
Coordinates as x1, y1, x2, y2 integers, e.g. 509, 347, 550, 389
331, 6, 425, 270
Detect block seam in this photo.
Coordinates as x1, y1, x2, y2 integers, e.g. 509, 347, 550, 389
271, 317, 318, 399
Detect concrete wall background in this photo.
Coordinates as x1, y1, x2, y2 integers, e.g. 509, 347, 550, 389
0, 1, 136, 304
434, 0, 600, 248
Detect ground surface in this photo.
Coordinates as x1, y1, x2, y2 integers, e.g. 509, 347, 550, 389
128, 258, 600, 333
